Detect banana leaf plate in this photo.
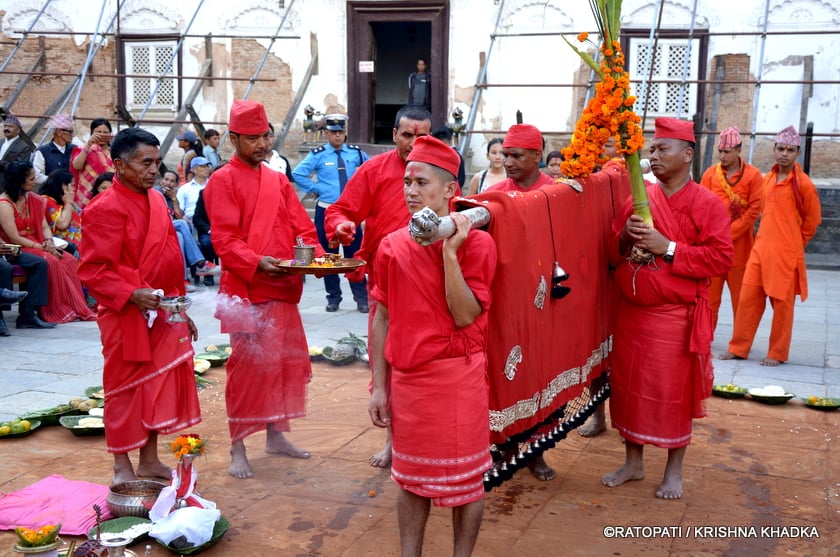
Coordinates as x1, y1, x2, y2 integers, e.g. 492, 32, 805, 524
0, 419, 42, 439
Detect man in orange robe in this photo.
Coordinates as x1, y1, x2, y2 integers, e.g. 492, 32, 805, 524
484, 124, 555, 194
699, 126, 763, 333
79, 127, 201, 485
203, 100, 322, 479
721, 126, 822, 366
603, 118, 732, 499
324, 105, 433, 468
369, 136, 496, 556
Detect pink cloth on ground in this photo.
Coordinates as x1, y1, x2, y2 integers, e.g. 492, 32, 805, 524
0, 475, 114, 535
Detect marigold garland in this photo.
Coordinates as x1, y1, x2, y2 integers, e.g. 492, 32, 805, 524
562, 0, 653, 233
170, 432, 205, 459
561, 37, 644, 179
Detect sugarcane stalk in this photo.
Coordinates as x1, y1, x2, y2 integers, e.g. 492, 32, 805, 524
625, 151, 653, 227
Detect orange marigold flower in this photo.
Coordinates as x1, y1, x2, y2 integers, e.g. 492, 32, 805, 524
578, 32, 589, 42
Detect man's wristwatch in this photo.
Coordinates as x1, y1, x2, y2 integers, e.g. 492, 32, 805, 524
663, 241, 676, 263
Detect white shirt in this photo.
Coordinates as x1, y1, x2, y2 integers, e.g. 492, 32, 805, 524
0, 136, 18, 159
176, 178, 207, 220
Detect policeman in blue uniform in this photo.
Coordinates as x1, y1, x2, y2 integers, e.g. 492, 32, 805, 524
292, 114, 370, 312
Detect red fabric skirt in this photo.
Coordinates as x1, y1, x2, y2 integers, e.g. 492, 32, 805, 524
23, 249, 95, 323
99, 316, 200, 453
609, 301, 703, 449
390, 354, 491, 507
226, 300, 311, 442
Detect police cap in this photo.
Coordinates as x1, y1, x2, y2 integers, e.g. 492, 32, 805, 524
324, 114, 348, 131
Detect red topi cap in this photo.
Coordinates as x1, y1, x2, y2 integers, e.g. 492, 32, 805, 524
407, 135, 461, 178
229, 100, 269, 135
653, 117, 695, 144
503, 124, 543, 151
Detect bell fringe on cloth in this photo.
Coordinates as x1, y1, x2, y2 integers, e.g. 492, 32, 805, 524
484, 374, 611, 490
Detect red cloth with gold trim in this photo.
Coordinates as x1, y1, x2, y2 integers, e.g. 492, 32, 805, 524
460, 166, 629, 444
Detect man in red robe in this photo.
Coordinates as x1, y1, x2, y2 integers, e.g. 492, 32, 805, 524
324, 105, 433, 468
79, 127, 201, 485
484, 124, 554, 193
720, 125, 822, 366
602, 118, 732, 499
699, 126, 763, 333
369, 136, 496, 556
203, 100, 322, 479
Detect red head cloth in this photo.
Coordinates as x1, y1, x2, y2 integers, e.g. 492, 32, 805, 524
653, 117, 695, 144
407, 135, 461, 178
229, 100, 269, 135
775, 125, 801, 147
503, 124, 543, 151
718, 126, 741, 150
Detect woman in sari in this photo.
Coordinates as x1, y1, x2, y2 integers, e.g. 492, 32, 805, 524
40, 169, 82, 256
71, 118, 115, 209
0, 161, 95, 323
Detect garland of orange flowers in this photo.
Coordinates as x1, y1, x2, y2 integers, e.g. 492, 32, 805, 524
171, 433, 205, 459
561, 33, 644, 179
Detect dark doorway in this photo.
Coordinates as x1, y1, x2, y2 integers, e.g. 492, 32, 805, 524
346, 1, 450, 145
371, 21, 432, 143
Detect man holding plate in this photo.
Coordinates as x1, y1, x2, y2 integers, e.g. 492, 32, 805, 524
204, 99, 322, 479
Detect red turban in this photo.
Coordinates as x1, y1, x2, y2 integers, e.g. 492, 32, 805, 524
503, 124, 543, 151
718, 126, 741, 150
229, 100, 269, 135
653, 117, 695, 144
407, 135, 461, 178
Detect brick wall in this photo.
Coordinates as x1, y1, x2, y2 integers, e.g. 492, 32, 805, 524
230, 39, 293, 135
0, 34, 296, 154
0, 32, 118, 138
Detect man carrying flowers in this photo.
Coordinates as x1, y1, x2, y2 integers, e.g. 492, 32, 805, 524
603, 118, 732, 499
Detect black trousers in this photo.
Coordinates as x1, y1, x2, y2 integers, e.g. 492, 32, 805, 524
0, 252, 48, 312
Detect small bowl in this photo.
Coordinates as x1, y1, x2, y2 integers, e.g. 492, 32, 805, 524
159, 296, 192, 322
294, 245, 315, 265
107, 480, 166, 518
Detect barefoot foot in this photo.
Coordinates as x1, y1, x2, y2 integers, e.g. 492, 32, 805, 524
112, 468, 138, 486
601, 463, 644, 488
578, 417, 607, 438
655, 475, 683, 499
760, 357, 783, 367
527, 454, 556, 481
229, 442, 254, 479
718, 351, 744, 361
135, 460, 172, 481
369, 445, 392, 468
265, 431, 311, 459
